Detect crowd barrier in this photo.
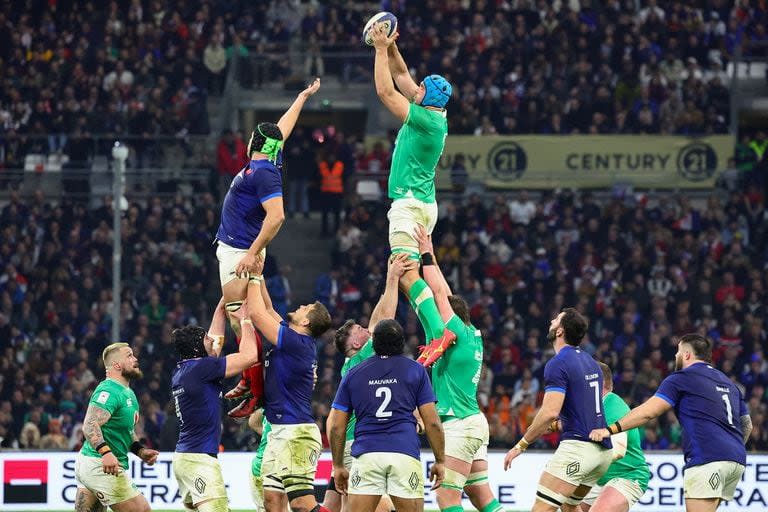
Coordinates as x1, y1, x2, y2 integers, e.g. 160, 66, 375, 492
1, 451, 766, 511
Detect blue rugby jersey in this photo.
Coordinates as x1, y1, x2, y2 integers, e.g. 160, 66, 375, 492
332, 355, 436, 459
172, 357, 226, 454
655, 362, 747, 469
544, 345, 612, 449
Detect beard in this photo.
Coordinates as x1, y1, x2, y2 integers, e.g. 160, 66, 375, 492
674, 355, 683, 371
122, 365, 144, 380
547, 328, 557, 343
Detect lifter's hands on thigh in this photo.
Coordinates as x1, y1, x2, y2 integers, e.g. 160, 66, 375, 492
235, 250, 263, 278
413, 225, 434, 254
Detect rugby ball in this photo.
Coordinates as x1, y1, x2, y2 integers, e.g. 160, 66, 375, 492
362, 12, 398, 46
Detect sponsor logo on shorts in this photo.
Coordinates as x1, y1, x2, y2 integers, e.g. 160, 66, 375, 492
351, 470, 361, 488
408, 472, 420, 491
96, 491, 105, 501
309, 450, 320, 466
566, 461, 580, 477
195, 477, 207, 494
709, 473, 720, 490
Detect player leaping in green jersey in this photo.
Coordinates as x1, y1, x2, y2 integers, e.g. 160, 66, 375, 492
414, 225, 505, 512
576, 363, 649, 512
322, 254, 416, 512
75, 343, 160, 512
369, 22, 456, 369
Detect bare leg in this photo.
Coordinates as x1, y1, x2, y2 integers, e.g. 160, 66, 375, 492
74, 488, 105, 512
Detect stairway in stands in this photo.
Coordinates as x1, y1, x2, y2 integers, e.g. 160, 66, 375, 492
269, 213, 334, 305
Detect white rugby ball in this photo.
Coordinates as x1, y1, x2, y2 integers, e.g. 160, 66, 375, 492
362, 11, 398, 46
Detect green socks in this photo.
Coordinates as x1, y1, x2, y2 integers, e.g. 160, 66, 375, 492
481, 498, 504, 512
441, 506, 464, 512
407, 278, 444, 340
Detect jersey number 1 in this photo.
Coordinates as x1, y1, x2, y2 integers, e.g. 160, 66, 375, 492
375, 386, 393, 418
589, 381, 600, 414
721, 394, 733, 425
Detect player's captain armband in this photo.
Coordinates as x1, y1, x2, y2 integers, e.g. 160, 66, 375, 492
96, 391, 110, 404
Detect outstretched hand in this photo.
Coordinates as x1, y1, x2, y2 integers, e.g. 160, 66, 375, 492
300, 77, 321, 98
413, 225, 434, 255
370, 22, 398, 50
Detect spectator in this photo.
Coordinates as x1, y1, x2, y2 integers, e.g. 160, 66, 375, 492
216, 130, 247, 177
39, 418, 68, 450
318, 152, 343, 237
204, 34, 228, 96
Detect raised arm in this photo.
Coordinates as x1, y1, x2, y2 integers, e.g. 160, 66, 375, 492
208, 298, 227, 356
224, 304, 260, 378
414, 225, 453, 322
247, 275, 282, 344
371, 24, 410, 122
590, 396, 672, 442
369, 254, 416, 328
277, 78, 320, 142
387, 42, 419, 100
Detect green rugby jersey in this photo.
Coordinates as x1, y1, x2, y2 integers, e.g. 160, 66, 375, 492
598, 392, 650, 490
389, 103, 448, 203
80, 378, 139, 469
340, 339, 376, 441
431, 315, 483, 422
251, 417, 272, 477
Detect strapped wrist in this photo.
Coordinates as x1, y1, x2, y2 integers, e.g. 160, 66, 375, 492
421, 253, 435, 266
130, 441, 145, 456
96, 442, 112, 456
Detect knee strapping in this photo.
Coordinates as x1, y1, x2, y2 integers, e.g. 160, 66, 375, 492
441, 467, 468, 491
465, 470, 489, 487
535, 485, 569, 508
225, 301, 243, 312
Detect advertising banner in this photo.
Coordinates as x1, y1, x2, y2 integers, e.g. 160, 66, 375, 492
431, 135, 733, 189
1, 451, 766, 511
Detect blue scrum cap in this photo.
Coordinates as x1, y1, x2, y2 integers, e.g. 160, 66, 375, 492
421, 74, 452, 109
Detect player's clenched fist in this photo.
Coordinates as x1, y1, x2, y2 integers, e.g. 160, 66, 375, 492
589, 428, 611, 442
139, 448, 159, 466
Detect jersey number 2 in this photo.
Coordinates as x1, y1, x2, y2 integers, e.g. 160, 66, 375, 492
721, 394, 733, 425
375, 386, 393, 418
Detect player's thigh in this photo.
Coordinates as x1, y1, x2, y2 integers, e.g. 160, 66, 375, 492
264, 490, 288, 512
322, 487, 341, 512
250, 474, 266, 512
194, 497, 230, 512
579, 484, 602, 512
389, 495, 424, 512
109, 493, 151, 512
683, 461, 745, 502
347, 494, 384, 512
172, 453, 228, 507
375, 495, 395, 512
216, 242, 250, 289
684, 498, 721, 512
589, 485, 630, 512
75, 487, 105, 512
387, 199, 421, 247
541, 440, 612, 502
282, 424, 322, 499
74, 455, 141, 509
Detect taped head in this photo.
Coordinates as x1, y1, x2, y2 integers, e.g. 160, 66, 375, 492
248, 122, 284, 163
420, 75, 452, 109
173, 325, 209, 360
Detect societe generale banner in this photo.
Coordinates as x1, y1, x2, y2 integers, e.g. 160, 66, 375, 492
0, 451, 766, 511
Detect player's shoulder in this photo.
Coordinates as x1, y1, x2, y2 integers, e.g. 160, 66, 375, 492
95, 378, 125, 394
604, 391, 629, 411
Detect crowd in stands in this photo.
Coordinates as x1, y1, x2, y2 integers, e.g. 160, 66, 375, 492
311, 185, 768, 450
300, 0, 768, 136
2, 173, 767, 452
5, 0, 768, 173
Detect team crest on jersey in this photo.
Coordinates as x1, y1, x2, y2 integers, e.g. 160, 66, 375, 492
126, 398, 133, 407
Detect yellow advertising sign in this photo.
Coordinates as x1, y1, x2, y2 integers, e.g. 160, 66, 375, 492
431, 135, 732, 189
